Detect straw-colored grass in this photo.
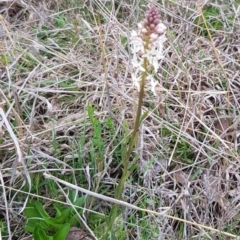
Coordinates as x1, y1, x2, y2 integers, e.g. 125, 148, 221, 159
0, 0, 240, 239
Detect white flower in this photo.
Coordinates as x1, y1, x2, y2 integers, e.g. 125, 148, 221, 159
150, 33, 158, 42
131, 30, 138, 37
152, 57, 160, 73
147, 75, 158, 96
137, 22, 143, 29
156, 23, 167, 34
142, 49, 155, 70
131, 55, 145, 72
130, 32, 144, 55
142, 49, 158, 73
129, 9, 167, 91
139, 34, 166, 72
131, 72, 141, 91
154, 34, 167, 60
152, 34, 166, 55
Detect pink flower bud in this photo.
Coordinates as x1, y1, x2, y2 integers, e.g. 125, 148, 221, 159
148, 17, 153, 23
150, 24, 155, 30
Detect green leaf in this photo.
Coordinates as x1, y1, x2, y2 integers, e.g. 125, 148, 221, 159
24, 203, 40, 218
69, 214, 79, 226
34, 224, 52, 240
34, 201, 50, 218
128, 154, 139, 173
120, 36, 127, 46
44, 208, 70, 229
68, 189, 77, 203
54, 15, 66, 28
52, 223, 70, 240
24, 202, 49, 233
0, 54, 8, 66
58, 208, 71, 223
53, 204, 64, 218
138, 111, 149, 126
87, 104, 95, 124
44, 217, 62, 229
72, 196, 85, 208
88, 213, 105, 225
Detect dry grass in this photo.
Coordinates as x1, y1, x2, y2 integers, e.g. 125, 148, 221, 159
0, 0, 240, 239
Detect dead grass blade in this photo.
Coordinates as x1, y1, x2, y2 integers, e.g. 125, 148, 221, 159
44, 172, 239, 239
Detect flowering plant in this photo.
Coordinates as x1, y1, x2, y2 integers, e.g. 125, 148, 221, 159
106, 7, 167, 238
130, 7, 167, 95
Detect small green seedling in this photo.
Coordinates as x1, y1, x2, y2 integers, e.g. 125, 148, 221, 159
24, 190, 85, 239
24, 201, 70, 240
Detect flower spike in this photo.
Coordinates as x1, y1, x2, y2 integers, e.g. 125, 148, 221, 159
130, 6, 167, 94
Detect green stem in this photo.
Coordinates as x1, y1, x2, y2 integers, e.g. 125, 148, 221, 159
105, 56, 148, 239
115, 56, 147, 200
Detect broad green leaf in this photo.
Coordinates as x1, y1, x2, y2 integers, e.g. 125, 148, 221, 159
44, 218, 63, 229
69, 214, 79, 226
34, 224, 52, 240
24, 203, 42, 218
73, 196, 85, 208
59, 208, 71, 223
53, 204, 64, 218
53, 223, 70, 240
24, 202, 49, 233
34, 201, 50, 218
44, 208, 70, 229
